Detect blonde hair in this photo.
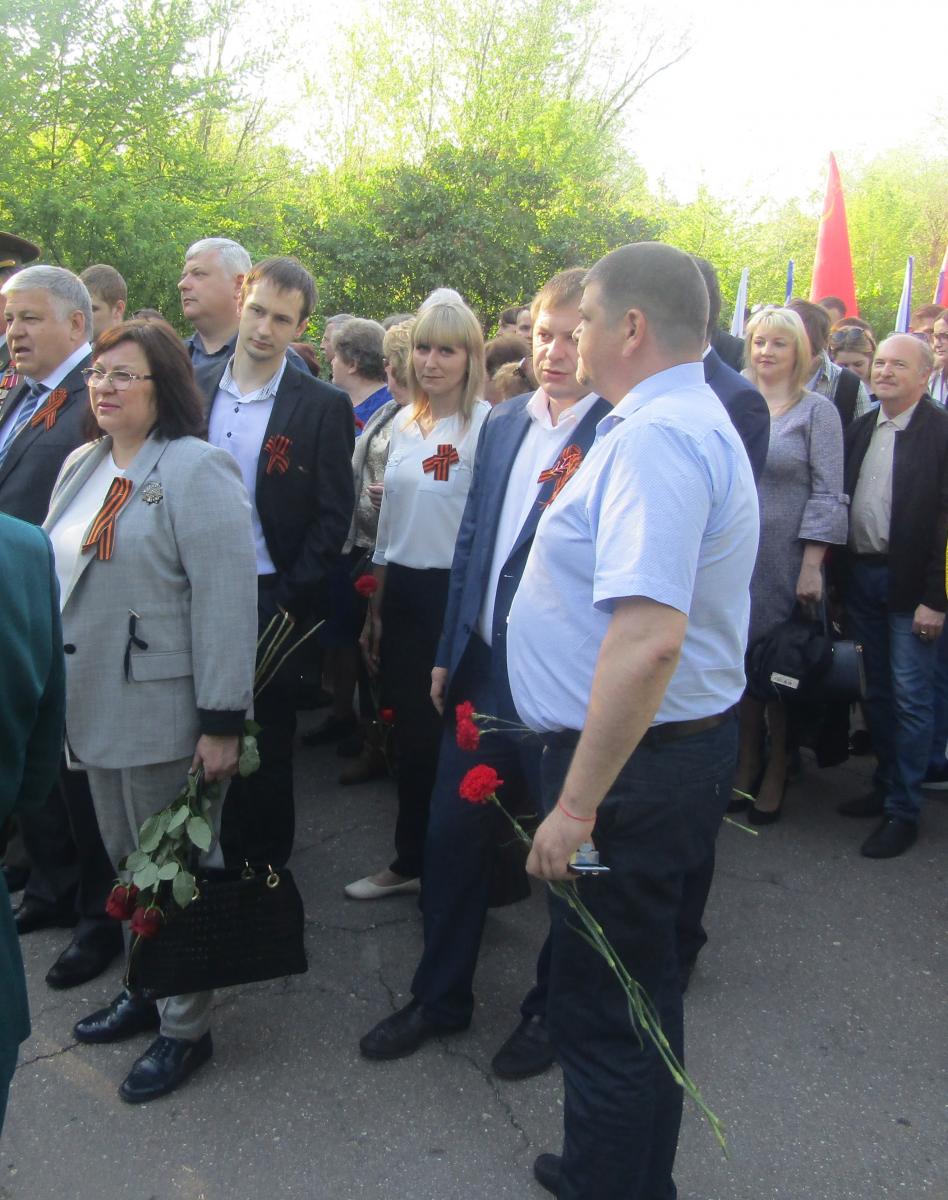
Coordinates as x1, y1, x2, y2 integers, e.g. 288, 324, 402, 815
382, 318, 415, 389
408, 302, 485, 426
744, 307, 811, 396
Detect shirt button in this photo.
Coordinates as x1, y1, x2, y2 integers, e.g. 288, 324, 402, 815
234, 406, 239, 413
63, 643, 76, 654
226, 432, 232, 438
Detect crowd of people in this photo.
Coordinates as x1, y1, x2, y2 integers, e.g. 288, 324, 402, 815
0, 226, 946, 1199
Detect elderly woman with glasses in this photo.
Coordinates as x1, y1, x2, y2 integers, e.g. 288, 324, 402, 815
43, 319, 257, 1104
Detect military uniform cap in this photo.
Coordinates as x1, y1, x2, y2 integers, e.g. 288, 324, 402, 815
0, 231, 41, 270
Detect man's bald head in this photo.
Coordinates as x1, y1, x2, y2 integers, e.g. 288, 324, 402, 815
583, 242, 709, 357
872, 334, 933, 414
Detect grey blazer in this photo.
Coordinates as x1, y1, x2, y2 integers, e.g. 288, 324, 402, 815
43, 434, 258, 769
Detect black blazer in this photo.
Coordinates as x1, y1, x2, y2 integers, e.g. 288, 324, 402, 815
842, 397, 948, 613
711, 327, 744, 372
196, 358, 355, 620
0, 357, 91, 526
703, 348, 770, 482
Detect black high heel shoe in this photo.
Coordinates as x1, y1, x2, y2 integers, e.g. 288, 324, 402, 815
747, 780, 787, 825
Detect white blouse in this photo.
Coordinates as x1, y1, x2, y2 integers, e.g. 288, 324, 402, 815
373, 401, 489, 570
48, 453, 125, 609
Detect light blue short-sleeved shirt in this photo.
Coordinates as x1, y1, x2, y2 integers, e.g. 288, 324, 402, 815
506, 362, 760, 732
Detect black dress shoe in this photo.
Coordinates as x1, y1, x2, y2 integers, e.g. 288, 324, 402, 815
46, 927, 123, 990
119, 1032, 213, 1103
2, 863, 30, 894
533, 1153, 562, 1196
491, 1014, 555, 1080
14, 897, 78, 936
359, 999, 467, 1061
74, 992, 160, 1044
838, 791, 885, 818
860, 816, 918, 859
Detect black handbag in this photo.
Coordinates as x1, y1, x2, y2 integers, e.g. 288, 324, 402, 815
747, 601, 865, 705
124, 860, 308, 1001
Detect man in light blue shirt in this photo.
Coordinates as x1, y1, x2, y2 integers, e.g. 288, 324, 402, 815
507, 243, 759, 1200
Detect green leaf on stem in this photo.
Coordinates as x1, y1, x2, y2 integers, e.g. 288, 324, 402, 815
124, 850, 150, 872
133, 862, 159, 889
238, 735, 260, 777
157, 861, 180, 880
138, 816, 163, 853
186, 816, 212, 852
168, 805, 189, 831
244, 719, 262, 736
172, 869, 195, 909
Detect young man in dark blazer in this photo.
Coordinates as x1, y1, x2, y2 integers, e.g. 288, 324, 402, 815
195, 257, 354, 868
359, 269, 611, 1076
0, 265, 123, 991
837, 335, 948, 858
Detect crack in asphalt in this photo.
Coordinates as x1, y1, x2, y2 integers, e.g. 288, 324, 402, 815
16, 1041, 79, 1071
305, 913, 417, 935
376, 966, 399, 1012
440, 1041, 532, 1151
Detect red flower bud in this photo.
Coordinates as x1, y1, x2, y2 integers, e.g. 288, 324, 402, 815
379, 707, 395, 724
455, 718, 481, 751
354, 574, 380, 597
455, 700, 475, 723
130, 905, 163, 939
459, 764, 504, 804
105, 883, 140, 921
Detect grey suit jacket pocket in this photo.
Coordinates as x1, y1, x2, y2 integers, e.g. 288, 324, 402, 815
129, 650, 193, 682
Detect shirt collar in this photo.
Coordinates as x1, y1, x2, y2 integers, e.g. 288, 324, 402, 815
603, 362, 706, 433
219, 354, 288, 403
189, 329, 238, 359
876, 400, 919, 430
29, 342, 92, 391
526, 388, 598, 431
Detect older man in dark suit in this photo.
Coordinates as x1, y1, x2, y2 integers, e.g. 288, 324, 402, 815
0, 265, 123, 989
0, 231, 40, 374
195, 256, 354, 868
0, 513, 65, 1132
359, 269, 611, 1075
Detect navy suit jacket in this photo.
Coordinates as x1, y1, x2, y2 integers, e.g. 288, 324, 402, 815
436, 392, 611, 700
0, 357, 92, 526
703, 347, 769, 482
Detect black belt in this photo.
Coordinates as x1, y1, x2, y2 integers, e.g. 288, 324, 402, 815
546, 708, 733, 751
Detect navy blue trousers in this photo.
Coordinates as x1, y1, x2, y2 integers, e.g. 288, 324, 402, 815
543, 716, 737, 1200
411, 638, 549, 1027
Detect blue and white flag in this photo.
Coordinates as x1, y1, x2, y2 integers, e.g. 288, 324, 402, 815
784, 260, 794, 305
894, 256, 914, 333
730, 268, 749, 338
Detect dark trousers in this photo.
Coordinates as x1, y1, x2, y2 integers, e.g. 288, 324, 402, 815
220, 578, 297, 868
21, 761, 119, 941
411, 637, 549, 1027
381, 564, 450, 879
543, 717, 737, 1200
846, 561, 936, 822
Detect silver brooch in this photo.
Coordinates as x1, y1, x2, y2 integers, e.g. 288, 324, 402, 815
141, 481, 163, 505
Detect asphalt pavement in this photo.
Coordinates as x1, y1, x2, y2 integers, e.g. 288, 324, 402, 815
3, 730, 946, 1200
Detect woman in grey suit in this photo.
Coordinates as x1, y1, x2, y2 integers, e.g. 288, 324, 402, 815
43, 320, 258, 1103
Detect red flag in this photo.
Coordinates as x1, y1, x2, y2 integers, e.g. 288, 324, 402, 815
809, 153, 858, 317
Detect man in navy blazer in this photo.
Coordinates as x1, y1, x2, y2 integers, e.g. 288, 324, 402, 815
195, 256, 354, 869
360, 269, 612, 1076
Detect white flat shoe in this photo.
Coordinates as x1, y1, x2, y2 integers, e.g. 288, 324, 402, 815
343, 875, 421, 900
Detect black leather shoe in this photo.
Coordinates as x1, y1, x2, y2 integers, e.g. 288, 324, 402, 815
838, 792, 885, 818
119, 1032, 213, 1103
74, 992, 160, 1044
533, 1153, 562, 1195
46, 927, 123, 990
14, 897, 78, 936
491, 1014, 555, 1080
359, 999, 467, 1061
2, 863, 29, 894
860, 816, 918, 859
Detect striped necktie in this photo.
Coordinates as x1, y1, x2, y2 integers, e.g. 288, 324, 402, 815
0, 382, 47, 467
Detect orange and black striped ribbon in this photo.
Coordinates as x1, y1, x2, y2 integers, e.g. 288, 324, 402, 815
29, 387, 68, 432
264, 433, 291, 475
82, 476, 133, 561
537, 444, 583, 507
421, 443, 459, 482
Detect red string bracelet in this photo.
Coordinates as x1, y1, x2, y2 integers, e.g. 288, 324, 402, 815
557, 800, 595, 823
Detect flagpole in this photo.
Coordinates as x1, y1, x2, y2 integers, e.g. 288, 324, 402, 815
730, 268, 749, 338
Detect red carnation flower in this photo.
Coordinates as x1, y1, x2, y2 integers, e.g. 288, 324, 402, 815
354, 574, 379, 598
456, 718, 481, 751
459, 764, 504, 804
455, 700, 475, 723
105, 883, 139, 921
379, 707, 395, 724
130, 905, 164, 939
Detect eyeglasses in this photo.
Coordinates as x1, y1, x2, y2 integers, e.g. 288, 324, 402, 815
829, 328, 875, 351
81, 367, 154, 390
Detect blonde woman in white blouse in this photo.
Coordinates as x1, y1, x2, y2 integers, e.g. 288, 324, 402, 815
347, 301, 488, 899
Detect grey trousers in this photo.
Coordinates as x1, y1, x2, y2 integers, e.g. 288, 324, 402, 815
85, 757, 225, 1041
